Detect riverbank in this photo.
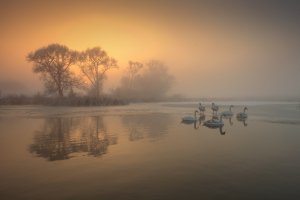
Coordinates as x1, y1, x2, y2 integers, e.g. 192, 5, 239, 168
0, 94, 128, 106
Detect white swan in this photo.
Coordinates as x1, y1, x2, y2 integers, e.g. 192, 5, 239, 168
236, 107, 248, 119
203, 114, 224, 128
182, 110, 199, 123
221, 105, 234, 117
198, 103, 205, 113
211, 102, 219, 114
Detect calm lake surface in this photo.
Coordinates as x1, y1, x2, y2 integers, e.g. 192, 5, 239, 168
0, 102, 300, 200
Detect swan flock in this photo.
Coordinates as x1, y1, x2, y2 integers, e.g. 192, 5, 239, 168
182, 103, 248, 127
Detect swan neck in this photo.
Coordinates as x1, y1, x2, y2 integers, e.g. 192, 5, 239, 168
194, 110, 198, 118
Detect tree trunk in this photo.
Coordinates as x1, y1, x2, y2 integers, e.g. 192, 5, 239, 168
96, 67, 99, 99
58, 88, 64, 97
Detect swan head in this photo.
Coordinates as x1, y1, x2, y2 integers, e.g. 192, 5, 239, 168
244, 107, 248, 112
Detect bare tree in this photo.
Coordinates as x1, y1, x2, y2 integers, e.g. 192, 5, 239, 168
113, 61, 143, 99
136, 60, 174, 100
113, 60, 174, 101
127, 61, 143, 89
27, 44, 80, 97
78, 47, 117, 98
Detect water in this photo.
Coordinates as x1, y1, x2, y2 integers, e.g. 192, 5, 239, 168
0, 102, 300, 199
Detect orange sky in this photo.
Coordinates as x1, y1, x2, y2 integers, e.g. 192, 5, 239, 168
1, 0, 300, 98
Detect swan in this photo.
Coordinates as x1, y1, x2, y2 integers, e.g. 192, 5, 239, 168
203, 114, 224, 128
198, 103, 205, 113
236, 107, 248, 119
237, 118, 248, 127
211, 102, 219, 114
221, 105, 234, 117
182, 110, 199, 123
199, 114, 206, 122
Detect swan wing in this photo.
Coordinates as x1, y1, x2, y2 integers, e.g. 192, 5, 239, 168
182, 116, 196, 122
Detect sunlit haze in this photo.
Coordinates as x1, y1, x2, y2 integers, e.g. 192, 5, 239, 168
1, 0, 299, 99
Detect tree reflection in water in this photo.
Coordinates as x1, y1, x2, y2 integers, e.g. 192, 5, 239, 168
122, 113, 172, 142
29, 116, 117, 161
79, 116, 117, 157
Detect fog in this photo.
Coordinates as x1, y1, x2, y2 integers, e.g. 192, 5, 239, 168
0, 0, 300, 99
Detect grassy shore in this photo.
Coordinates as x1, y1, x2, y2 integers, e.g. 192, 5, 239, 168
0, 94, 128, 106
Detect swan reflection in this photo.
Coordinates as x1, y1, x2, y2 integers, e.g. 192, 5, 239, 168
237, 117, 248, 126
203, 115, 226, 135
195, 114, 206, 129
203, 121, 226, 135
223, 115, 233, 126
199, 114, 206, 123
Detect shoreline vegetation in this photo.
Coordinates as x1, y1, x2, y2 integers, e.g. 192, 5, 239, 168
11, 43, 175, 105
0, 93, 299, 106
0, 94, 128, 106
1, 42, 299, 106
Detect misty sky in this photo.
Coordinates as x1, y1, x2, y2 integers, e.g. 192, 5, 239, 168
0, 0, 300, 98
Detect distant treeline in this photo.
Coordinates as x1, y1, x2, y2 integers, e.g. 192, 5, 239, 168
0, 94, 128, 106
22, 43, 175, 105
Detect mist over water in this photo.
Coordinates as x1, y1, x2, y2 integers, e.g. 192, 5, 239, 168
1, 102, 300, 199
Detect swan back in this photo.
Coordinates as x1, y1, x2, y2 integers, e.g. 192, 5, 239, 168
182, 116, 197, 123
221, 105, 234, 117
182, 110, 199, 122
237, 107, 248, 119
203, 115, 224, 128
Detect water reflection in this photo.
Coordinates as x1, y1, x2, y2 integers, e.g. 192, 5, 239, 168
29, 116, 117, 161
30, 113, 173, 161
237, 117, 248, 126
199, 114, 206, 122
79, 116, 117, 156
203, 115, 226, 135
3, 104, 300, 199
223, 115, 233, 126
206, 125, 226, 135
121, 113, 171, 141
181, 113, 248, 134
